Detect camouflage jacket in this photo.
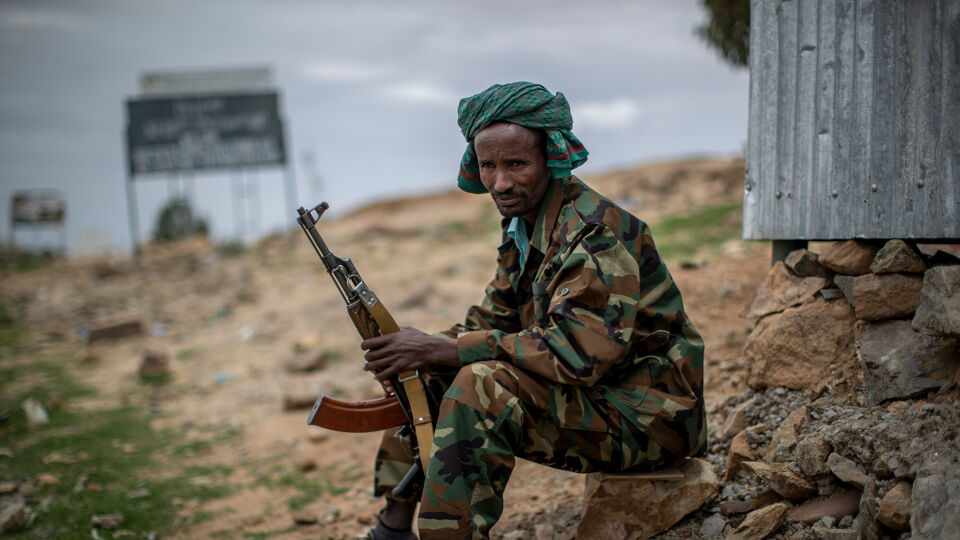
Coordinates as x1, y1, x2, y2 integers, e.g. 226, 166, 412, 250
441, 176, 706, 458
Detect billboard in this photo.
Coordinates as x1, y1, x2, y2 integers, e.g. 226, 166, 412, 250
126, 92, 286, 175
11, 191, 65, 224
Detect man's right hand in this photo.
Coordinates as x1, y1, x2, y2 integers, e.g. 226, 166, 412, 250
361, 326, 460, 393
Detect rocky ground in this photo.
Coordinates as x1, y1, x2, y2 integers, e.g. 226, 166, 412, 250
2, 155, 958, 539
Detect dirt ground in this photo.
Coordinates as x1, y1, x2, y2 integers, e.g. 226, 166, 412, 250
3, 156, 771, 539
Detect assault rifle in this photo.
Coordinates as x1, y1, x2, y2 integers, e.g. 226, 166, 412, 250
297, 202, 434, 496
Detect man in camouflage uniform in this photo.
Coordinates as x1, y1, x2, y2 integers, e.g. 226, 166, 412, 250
361, 82, 706, 540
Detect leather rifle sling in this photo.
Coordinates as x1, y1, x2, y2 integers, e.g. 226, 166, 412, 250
367, 300, 434, 472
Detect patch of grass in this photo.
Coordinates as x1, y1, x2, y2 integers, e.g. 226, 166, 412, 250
0, 247, 58, 273
1, 322, 233, 538
255, 466, 350, 511
175, 347, 201, 361
0, 298, 24, 352
648, 202, 743, 263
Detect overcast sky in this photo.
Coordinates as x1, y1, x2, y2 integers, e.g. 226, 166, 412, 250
0, 0, 748, 255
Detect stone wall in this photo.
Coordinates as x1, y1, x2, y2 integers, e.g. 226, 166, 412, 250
714, 240, 960, 539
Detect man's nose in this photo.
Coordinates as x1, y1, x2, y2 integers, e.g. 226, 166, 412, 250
492, 170, 513, 192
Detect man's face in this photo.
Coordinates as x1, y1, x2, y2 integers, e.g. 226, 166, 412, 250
474, 122, 551, 223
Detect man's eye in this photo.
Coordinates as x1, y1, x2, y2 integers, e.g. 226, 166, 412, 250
510, 161, 526, 167
480, 162, 494, 169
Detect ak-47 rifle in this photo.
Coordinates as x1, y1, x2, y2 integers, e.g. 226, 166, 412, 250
297, 202, 435, 496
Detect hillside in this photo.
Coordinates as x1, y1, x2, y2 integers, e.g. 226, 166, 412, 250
1, 156, 776, 539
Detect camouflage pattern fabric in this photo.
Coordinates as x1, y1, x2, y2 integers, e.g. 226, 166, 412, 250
456, 82, 589, 194
374, 175, 706, 539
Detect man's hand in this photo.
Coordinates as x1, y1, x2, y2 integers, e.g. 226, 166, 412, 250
361, 327, 459, 394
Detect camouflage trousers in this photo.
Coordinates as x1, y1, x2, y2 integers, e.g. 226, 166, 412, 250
374, 360, 676, 540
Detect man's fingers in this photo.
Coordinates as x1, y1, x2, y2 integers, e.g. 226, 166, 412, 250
360, 335, 390, 350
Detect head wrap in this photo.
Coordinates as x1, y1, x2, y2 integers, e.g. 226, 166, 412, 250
456, 82, 589, 194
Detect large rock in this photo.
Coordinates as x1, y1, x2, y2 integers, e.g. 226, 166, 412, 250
727, 503, 788, 540
853, 273, 924, 320
912, 265, 960, 337
877, 481, 911, 531
745, 298, 856, 391
788, 490, 861, 524
820, 241, 880, 275
856, 320, 959, 405
742, 461, 817, 501
742, 262, 828, 321
577, 458, 718, 540
869, 240, 927, 274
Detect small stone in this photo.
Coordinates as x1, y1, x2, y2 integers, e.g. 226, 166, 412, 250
0, 482, 16, 495
809, 527, 858, 540
294, 333, 321, 352
853, 273, 924, 321
283, 394, 318, 410
870, 239, 927, 274
285, 348, 330, 373
0, 448, 12, 458
722, 400, 751, 440
726, 429, 758, 480
742, 461, 817, 501
788, 491, 861, 524
307, 431, 329, 444
299, 458, 317, 472
75, 347, 101, 364
0, 501, 27, 533
796, 434, 832, 477
877, 481, 911, 531
785, 249, 833, 278
138, 350, 171, 379
22, 397, 50, 425
720, 500, 753, 515
765, 407, 808, 463
699, 513, 727, 537
35, 473, 60, 485
820, 288, 843, 300
87, 315, 144, 342
820, 240, 880, 275
292, 511, 318, 525
322, 507, 341, 524
751, 490, 783, 509
858, 478, 881, 540
91, 514, 124, 529
827, 453, 868, 488
727, 503, 789, 540
833, 275, 855, 308
125, 488, 150, 499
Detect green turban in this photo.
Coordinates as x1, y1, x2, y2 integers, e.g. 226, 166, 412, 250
456, 82, 589, 194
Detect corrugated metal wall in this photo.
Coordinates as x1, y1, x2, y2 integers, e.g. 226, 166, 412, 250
744, 0, 960, 240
